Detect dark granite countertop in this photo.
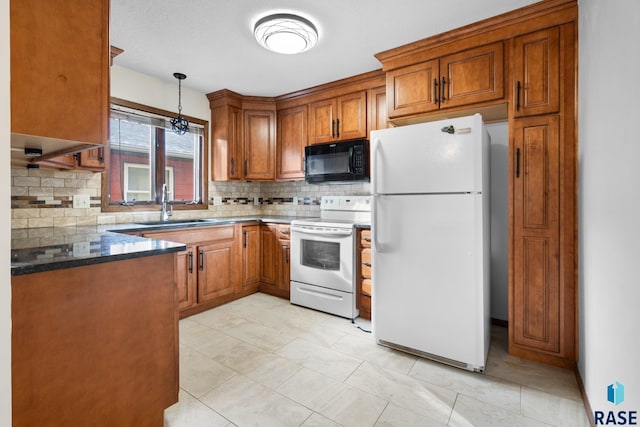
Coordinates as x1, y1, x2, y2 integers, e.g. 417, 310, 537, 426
11, 215, 314, 276
11, 227, 186, 276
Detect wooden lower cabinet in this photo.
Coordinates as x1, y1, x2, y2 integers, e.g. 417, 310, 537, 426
198, 239, 239, 302
356, 228, 372, 320
242, 224, 262, 290
144, 222, 294, 317
510, 114, 575, 367
176, 245, 196, 310
12, 254, 179, 426
259, 224, 291, 299
142, 224, 244, 317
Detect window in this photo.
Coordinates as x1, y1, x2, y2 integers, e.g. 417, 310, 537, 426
104, 98, 208, 211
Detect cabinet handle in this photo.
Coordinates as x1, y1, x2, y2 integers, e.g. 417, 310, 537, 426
441, 76, 446, 103
363, 237, 372, 242
199, 250, 204, 271
244, 159, 248, 176
98, 147, 104, 162
188, 251, 193, 273
363, 262, 372, 267
284, 245, 289, 263
331, 119, 335, 138
231, 158, 235, 175
336, 118, 340, 138
516, 81, 522, 111
243, 231, 247, 248
516, 148, 521, 178
279, 229, 290, 235
433, 78, 439, 104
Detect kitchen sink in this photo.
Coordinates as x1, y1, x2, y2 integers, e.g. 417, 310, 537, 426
134, 219, 219, 226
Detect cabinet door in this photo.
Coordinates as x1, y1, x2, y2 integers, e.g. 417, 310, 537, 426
309, 98, 337, 144
277, 105, 307, 180
243, 110, 275, 180
10, 0, 109, 146
242, 225, 261, 289
512, 27, 560, 117
260, 225, 277, 285
386, 59, 440, 118
198, 240, 237, 302
277, 238, 291, 294
336, 91, 367, 141
368, 86, 388, 131
228, 106, 243, 179
176, 246, 196, 310
511, 115, 561, 354
78, 147, 105, 170
441, 42, 504, 108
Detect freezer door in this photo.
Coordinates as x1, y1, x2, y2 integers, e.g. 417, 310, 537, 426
370, 114, 487, 195
372, 193, 489, 369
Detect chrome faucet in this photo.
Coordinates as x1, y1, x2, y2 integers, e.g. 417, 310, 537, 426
161, 183, 172, 221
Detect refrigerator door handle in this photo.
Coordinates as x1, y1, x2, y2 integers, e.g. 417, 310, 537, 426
372, 194, 383, 253
372, 139, 382, 196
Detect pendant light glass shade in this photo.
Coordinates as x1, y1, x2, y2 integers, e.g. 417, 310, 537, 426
254, 13, 318, 55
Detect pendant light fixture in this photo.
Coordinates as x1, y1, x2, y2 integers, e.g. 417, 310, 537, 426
254, 13, 318, 55
170, 72, 189, 135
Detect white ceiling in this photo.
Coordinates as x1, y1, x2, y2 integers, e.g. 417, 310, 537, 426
110, 0, 539, 97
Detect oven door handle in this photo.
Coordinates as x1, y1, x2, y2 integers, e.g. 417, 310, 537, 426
291, 226, 353, 237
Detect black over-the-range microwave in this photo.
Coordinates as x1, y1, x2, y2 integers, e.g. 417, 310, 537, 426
304, 139, 370, 184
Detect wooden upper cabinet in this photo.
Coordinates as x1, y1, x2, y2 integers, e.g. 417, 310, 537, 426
386, 43, 504, 119
511, 115, 566, 357
243, 109, 276, 180
512, 27, 560, 117
10, 0, 109, 146
277, 105, 307, 180
309, 91, 367, 144
387, 59, 440, 118
441, 42, 504, 108
227, 106, 244, 179
368, 86, 388, 132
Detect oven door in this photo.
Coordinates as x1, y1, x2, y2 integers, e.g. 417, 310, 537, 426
290, 225, 354, 293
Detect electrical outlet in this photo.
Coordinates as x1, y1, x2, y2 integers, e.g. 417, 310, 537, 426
73, 194, 90, 209
72, 242, 90, 257
213, 196, 222, 206
253, 196, 260, 205
292, 197, 298, 205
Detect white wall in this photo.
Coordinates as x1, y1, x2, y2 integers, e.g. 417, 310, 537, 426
578, 0, 640, 413
487, 122, 509, 321
1, 0, 12, 422
111, 65, 210, 122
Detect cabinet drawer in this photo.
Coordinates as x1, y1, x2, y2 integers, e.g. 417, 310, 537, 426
362, 279, 372, 297
360, 229, 372, 248
143, 225, 235, 245
361, 255, 371, 279
276, 224, 291, 240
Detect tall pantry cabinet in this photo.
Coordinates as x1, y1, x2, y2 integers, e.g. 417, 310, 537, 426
509, 22, 576, 367
375, 0, 578, 368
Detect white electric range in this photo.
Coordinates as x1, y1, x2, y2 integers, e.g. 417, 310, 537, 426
290, 196, 371, 319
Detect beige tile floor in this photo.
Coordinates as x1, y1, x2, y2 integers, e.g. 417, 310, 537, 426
165, 293, 590, 427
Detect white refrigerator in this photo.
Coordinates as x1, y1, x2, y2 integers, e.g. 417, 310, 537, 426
371, 114, 490, 372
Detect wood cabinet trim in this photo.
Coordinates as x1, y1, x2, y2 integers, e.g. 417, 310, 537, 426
375, 0, 577, 71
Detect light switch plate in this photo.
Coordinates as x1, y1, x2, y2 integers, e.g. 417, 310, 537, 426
73, 194, 90, 209
213, 196, 222, 206
292, 197, 298, 205
253, 196, 260, 205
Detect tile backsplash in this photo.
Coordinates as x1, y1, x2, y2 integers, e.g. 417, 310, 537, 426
11, 167, 371, 229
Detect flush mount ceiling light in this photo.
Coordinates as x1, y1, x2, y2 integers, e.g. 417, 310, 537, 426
170, 72, 189, 135
254, 13, 318, 55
